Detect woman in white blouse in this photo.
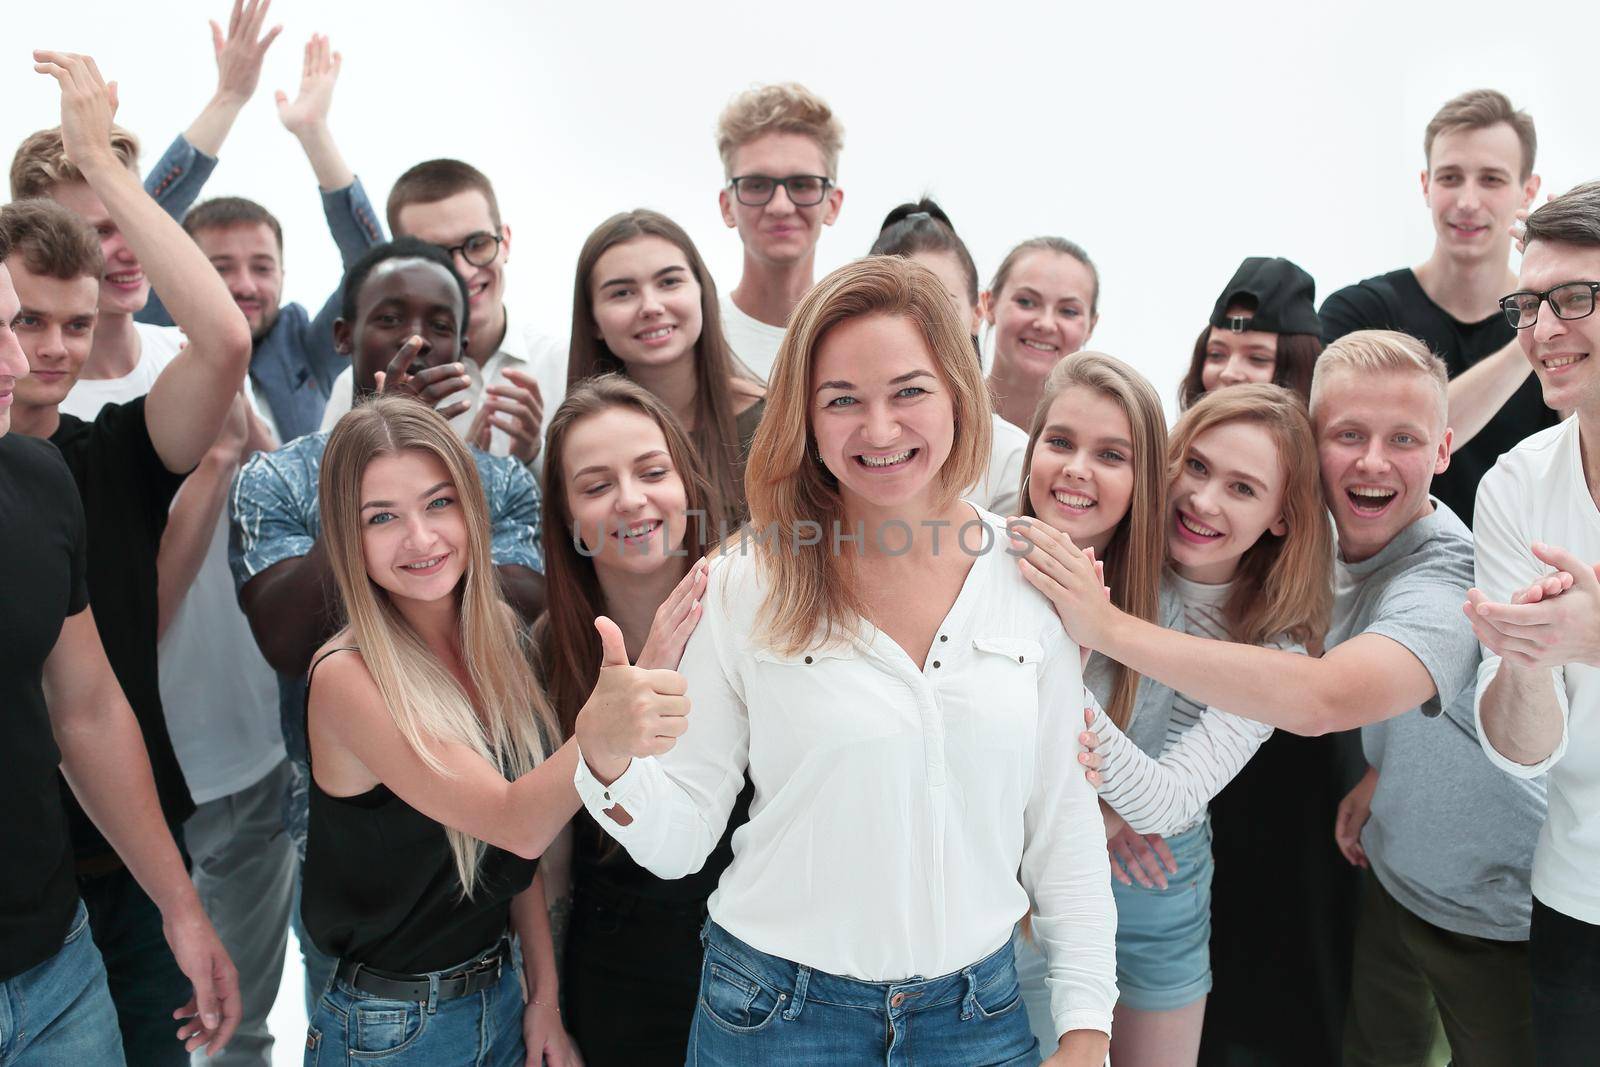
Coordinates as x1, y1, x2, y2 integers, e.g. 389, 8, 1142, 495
571, 257, 1116, 1066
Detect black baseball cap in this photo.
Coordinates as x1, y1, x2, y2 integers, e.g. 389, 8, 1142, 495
1209, 257, 1320, 336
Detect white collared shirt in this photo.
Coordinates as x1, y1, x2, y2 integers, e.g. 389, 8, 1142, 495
965, 413, 1030, 516
321, 308, 568, 463
574, 508, 1117, 1038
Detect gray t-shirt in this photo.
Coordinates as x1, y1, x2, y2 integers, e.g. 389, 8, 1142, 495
1335, 500, 1546, 940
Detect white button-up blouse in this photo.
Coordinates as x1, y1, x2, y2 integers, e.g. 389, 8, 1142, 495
573, 509, 1118, 1038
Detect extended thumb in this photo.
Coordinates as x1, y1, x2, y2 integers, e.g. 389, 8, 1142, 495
595, 616, 630, 668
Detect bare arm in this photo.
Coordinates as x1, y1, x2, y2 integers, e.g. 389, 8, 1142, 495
157, 398, 250, 638
238, 545, 341, 677
1446, 339, 1531, 453
38, 52, 252, 473
45, 608, 240, 1052
512, 874, 580, 1065
1478, 659, 1566, 766
181, 0, 281, 157
497, 563, 547, 625
275, 34, 354, 191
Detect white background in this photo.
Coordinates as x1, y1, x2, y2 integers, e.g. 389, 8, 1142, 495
4, 1, 1593, 1061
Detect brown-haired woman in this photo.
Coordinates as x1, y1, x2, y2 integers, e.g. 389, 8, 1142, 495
533, 374, 748, 1065
1177, 257, 1323, 409
571, 257, 1116, 1065
568, 209, 764, 527
983, 236, 1100, 431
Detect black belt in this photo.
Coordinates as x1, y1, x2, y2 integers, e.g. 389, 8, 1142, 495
335, 939, 509, 1003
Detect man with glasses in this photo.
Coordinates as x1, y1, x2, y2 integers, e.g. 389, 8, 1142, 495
715, 82, 844, 380
1321, 89, 1550, 525
319, 157, 564, 466
1470, 180, 1600, 1064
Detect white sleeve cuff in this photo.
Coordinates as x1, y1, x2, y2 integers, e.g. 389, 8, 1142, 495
572, 745, 653, 828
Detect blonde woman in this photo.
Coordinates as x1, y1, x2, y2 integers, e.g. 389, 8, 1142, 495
1026, 384, 1332, 1066
300, 395, 680, 1066
572, 257, 1116, 1066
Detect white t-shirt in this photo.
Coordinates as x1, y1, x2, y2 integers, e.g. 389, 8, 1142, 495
966, 413, 1030, 516
718, 293, 787, 382
57, 321, 184, 422
322, 309, 567, 468
61, 335, 284, 804
1474, 415, 1600, 924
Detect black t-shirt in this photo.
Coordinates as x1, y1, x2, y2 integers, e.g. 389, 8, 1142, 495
0, 433, 90, 980
1320, 267, 1557, 525
50, 398, 193, 858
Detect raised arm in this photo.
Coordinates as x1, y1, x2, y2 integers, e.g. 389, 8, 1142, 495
182, 0, 281, 157
45, 607, 240, 1054
38, 51, 252, 472
1446, 338, 1533, 453
275, 35, 354, 192
238, 546, 340, 677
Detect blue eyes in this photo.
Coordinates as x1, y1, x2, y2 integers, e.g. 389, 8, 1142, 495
367, 497, 455, 525
824, 386, 928, 409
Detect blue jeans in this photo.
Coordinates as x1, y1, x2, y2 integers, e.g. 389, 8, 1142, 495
689, 921, 1040, 1066
0, 901, 125, 1066
304, 942, 524, 1066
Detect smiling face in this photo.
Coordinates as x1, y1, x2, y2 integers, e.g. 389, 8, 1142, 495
590, 235, 704, 372
810, 313, 955, 513
193, 222, 283, 340
1423, 124, 1537, 265
4, 257, 98, 411
563, 406, 689, 574
336, 258, 466, 396
1516, 240, 1600, 418
719, 132, 842, 268
0, 266, 27, 437
1026, 385, 1135, 553
358, 448, 469, 605
1168, 420, 1288, 583
394, 190, 508, 341
47, 180, 149, 317
988, 251, 1098, 382
1200, 308, 1279, 393
1315, 368, 1450, 562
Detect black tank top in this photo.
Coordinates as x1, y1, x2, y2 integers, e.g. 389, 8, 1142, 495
301, 647, 538, 974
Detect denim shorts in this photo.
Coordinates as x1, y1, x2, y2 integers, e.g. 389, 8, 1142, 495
689, 920, 1040, 1066
1110, 819, 1214, 1011
304, 940, 524, 1066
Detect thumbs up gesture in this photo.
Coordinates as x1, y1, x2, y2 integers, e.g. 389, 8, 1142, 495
574, 617, 692, 784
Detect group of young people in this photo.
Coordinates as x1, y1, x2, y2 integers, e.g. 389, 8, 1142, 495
3, 6, 1598, 1067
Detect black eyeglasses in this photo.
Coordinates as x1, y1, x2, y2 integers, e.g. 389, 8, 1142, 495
441, 231, 503, 268
726, 174, 833, 207
1499, 281, 1600, 330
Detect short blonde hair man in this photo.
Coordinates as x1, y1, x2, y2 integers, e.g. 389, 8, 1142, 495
1310, 328, 1450, 426
10, 125, 140, 199
716, 82, 844, 180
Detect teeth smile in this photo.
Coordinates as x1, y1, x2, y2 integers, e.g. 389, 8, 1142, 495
1544, 355, 1586, 369
617, 520, 661, 539
1179, 512, 1222, 537
859, 449, 914, 467
1020, 339, 1058, 352
400, 554, 447, 571
1053, 490, 1095, 509
638, 327, 673, 340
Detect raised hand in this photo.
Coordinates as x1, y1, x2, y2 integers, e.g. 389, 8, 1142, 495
274, 33, 341, 136
574, 617, 692, 784
211, 0, 281, 105
635, 558, 709, 671
1464, 542, 1600, 669
470, 367, 545, 464
374, 336, 473, 420
32, 52, 119, 174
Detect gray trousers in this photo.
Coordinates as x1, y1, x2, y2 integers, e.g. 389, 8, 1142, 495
183, 760, 295, 1067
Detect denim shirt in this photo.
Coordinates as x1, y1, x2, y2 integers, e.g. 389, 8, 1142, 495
137, 133, 386, 441
227, 430, 544, 761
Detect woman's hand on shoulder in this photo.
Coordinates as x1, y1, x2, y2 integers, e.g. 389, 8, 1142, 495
1008, 517, 1116, 651
635, 558, 709, 671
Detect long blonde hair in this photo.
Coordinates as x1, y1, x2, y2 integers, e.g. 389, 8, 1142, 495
1018, 353, 1167, 729
1168, 384, 1332, 646
743, 256, 992, 653
318, 395, 558, 896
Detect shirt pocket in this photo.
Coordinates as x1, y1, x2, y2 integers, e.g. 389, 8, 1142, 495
749, 644, 912, 750
965, 636, 1043, 752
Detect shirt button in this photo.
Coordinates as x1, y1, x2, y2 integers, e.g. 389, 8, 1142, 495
890, 992, 906, 1007
603, 791, 610, 800
932, 660, 941, 669
1018, 655, 1025, 663
804, 655, 813, 664
938, 634, 948, 642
